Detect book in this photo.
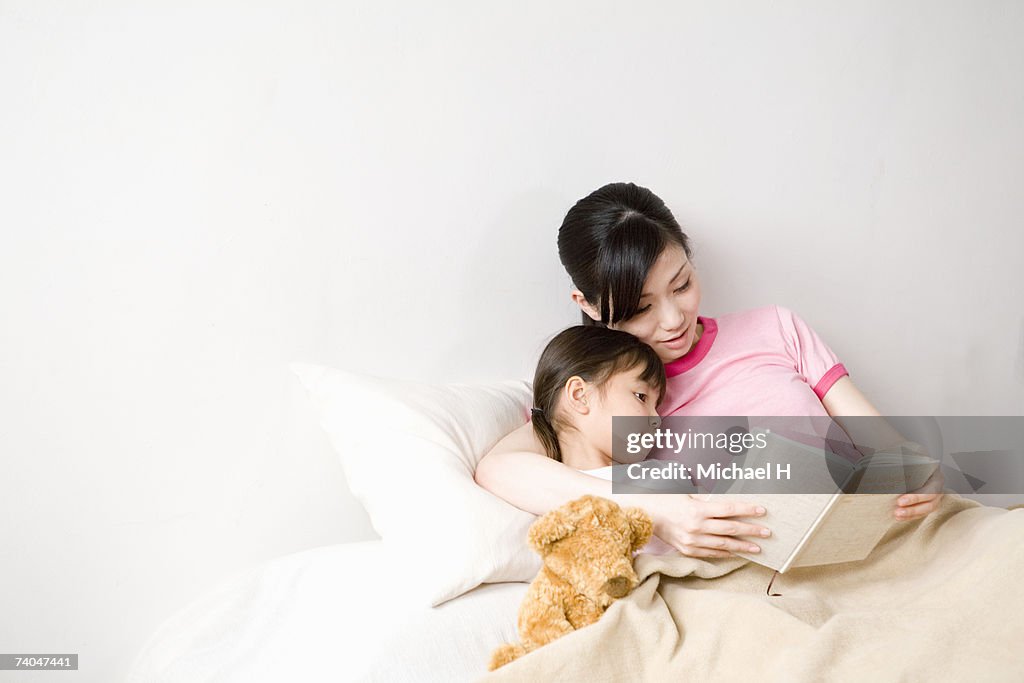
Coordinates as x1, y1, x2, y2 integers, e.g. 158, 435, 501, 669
694, 431, 940, 573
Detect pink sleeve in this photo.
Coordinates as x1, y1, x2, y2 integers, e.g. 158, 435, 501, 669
775, 306, 849, 400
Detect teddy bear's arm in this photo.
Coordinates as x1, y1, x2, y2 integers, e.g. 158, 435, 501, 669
518, 597, 576, 652
565, 594, 604, 630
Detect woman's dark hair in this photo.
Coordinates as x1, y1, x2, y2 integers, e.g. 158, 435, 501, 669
558, 182, 692, 326
531, 325, 667, 462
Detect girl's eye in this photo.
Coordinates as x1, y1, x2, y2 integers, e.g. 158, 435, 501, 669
636, 304, 652, 314
674, 279, 691, 294
634, 392, 648, 403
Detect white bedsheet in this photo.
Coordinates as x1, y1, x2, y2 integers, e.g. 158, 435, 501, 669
126, 541, 528, 682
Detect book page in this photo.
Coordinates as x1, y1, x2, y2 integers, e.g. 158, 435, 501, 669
849, 453, 939, 494
788, 494, 897, 568
695, 492, 836, 572
718, 429, 850, 495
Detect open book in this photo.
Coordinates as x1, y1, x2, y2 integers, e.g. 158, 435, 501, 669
694, 431, 940, 573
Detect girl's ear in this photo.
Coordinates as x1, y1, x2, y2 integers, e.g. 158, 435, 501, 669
625, 507, 653, 552
570, 289, 601, 323
562, 376, 591, 415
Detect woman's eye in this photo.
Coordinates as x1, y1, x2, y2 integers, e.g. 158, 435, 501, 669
636, 304, 652, 314
634, 392, 648, 403
674, 279, 691, 294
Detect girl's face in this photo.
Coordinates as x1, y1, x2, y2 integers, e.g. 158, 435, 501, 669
574, 244, 702, 364
578, 366, 661, 463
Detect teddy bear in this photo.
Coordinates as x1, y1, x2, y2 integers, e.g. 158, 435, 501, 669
488, 494, 653, 670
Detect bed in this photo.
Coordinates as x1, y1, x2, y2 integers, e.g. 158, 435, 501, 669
125, 541, 527, 682
127, 363, 541, 682
126, 363, 1024, 681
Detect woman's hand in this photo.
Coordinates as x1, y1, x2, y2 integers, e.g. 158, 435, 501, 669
821, 378, 946, 523
894, 466, 945, 521
635, 494, 773, 558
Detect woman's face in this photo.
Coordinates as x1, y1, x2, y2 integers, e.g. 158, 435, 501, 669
574, 244, 702, 364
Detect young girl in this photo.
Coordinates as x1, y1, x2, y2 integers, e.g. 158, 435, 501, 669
528, 324, 677, 554
528, 325, 666, 471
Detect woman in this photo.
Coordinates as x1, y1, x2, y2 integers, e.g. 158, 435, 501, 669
474, 182, 943, 559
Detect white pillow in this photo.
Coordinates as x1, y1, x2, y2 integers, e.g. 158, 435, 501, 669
290, 362, 540, 606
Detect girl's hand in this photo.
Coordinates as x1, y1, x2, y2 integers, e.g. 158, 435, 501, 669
639, 494, 772, 558
895, 467, 945, 521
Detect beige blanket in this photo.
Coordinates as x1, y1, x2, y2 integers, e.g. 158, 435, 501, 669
482, 495, 1024, 682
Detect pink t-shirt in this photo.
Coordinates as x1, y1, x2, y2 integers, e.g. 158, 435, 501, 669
659, 305, 848, 417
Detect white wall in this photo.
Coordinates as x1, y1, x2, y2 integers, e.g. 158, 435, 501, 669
1, 1, 1022, 681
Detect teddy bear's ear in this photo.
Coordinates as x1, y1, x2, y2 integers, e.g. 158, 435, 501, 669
528, 507, 577, 555
625, 507, 653, 552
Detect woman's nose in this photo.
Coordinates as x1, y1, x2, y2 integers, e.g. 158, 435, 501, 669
659, 302, 685, 331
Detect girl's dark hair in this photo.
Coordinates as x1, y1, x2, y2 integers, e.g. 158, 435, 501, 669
558, 182, 692, 326
531, 325, 667, 462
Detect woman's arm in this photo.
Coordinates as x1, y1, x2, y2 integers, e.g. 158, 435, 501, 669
473, 422, 614, 515
474, 422, 773, 558
821, 376, 944, 521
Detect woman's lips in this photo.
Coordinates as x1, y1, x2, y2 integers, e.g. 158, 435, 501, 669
661, 325, 691, 350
